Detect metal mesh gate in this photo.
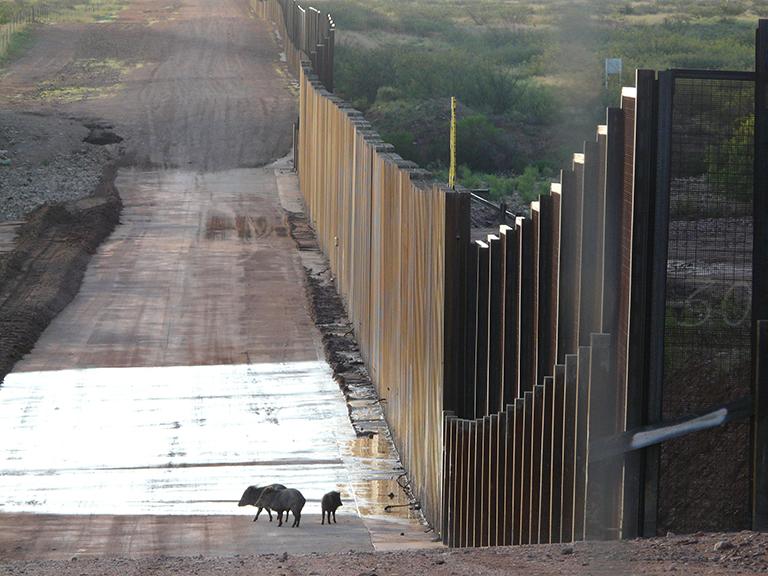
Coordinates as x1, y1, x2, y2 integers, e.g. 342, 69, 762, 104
658, 71, 755, 533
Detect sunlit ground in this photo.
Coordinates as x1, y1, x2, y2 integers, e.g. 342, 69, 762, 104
0, 361, 399, 517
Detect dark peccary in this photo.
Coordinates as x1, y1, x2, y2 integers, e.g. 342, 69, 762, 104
321, 490, 342, 525
238, 483, 288, 522
254, 486, 306, 527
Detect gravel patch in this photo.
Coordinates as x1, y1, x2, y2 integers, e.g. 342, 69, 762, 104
2, 532, 768, 575
0, 111, 116, 222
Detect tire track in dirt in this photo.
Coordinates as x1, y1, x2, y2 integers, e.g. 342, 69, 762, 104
1, 0, 296, 171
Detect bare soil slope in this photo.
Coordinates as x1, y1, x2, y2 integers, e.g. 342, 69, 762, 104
0, 166, 120, 379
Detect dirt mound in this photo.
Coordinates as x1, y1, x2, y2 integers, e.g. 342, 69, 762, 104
0, 165, 121, 381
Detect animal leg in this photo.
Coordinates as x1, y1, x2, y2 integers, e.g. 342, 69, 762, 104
333, 510, 337, 523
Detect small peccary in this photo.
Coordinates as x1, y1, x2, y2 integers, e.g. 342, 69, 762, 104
254, 486, 306, 527
238, 484, 287, 522
321, 490, 342, 525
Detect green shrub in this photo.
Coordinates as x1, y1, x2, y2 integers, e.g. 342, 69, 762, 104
333, 43, 397, 108
600, 19, 754, 71
312, 1, 389, 32
382, 130, 418, 162
376, 85, 401, 102
514, 165, 555, 204
454, 166, 516, 200
706, 114, 754, 201
334, 43, 555, 121
456, 114, 511, 173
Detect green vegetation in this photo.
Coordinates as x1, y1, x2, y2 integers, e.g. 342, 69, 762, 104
1, 1, 126, 65
707, 114, 754, 202
2, 0, 123, 24
312, 0, 764, 209
432, 164, 554, 204
0, 27, 32, 65
32, 57, 136, 102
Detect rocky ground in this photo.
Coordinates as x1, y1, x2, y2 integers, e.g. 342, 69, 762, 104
1, 532, 768, 575
0, 111, 116, 222
0, 71, 120, 386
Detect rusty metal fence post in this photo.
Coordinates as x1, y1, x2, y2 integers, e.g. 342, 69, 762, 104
561, 354, 578, 542
585, 334, 620, 539
539, 376, 554, 543
550, 365, 566, 543
573, 346, 590, 540
530, 384, 544, 543
512, 398, 525, 544
442, 413, 456, 546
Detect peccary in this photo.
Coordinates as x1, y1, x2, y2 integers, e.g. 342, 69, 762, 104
321, 490, 342, 525
255, 486, 306, 527
238, 483, 288, 522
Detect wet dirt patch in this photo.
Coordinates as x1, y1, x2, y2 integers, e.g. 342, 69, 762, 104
287, 208, 380, 436
282, 191, 433, 538
234, 214, 251, 240
205, 212, 289, 242
205, 211, 235, 240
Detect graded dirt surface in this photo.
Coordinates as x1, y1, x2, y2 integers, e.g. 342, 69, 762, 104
0, 513, 374, 559
11, 167, 320, 370
0, 0, 298, 379
0, 0, 295, 171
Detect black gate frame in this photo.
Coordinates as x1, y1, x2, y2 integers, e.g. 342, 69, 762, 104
754, 19, 768, 532
645, 58, 766, 535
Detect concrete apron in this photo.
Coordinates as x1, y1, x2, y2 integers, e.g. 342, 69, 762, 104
0, 165, 439, 559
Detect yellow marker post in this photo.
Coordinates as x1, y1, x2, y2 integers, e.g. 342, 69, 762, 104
448, 96, 456, 189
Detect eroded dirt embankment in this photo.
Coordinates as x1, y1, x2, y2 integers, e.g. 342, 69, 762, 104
0, 165, 121, 381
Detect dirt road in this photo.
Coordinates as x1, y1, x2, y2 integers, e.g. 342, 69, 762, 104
0, 0, 295, 171
12, 167, 320, 370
